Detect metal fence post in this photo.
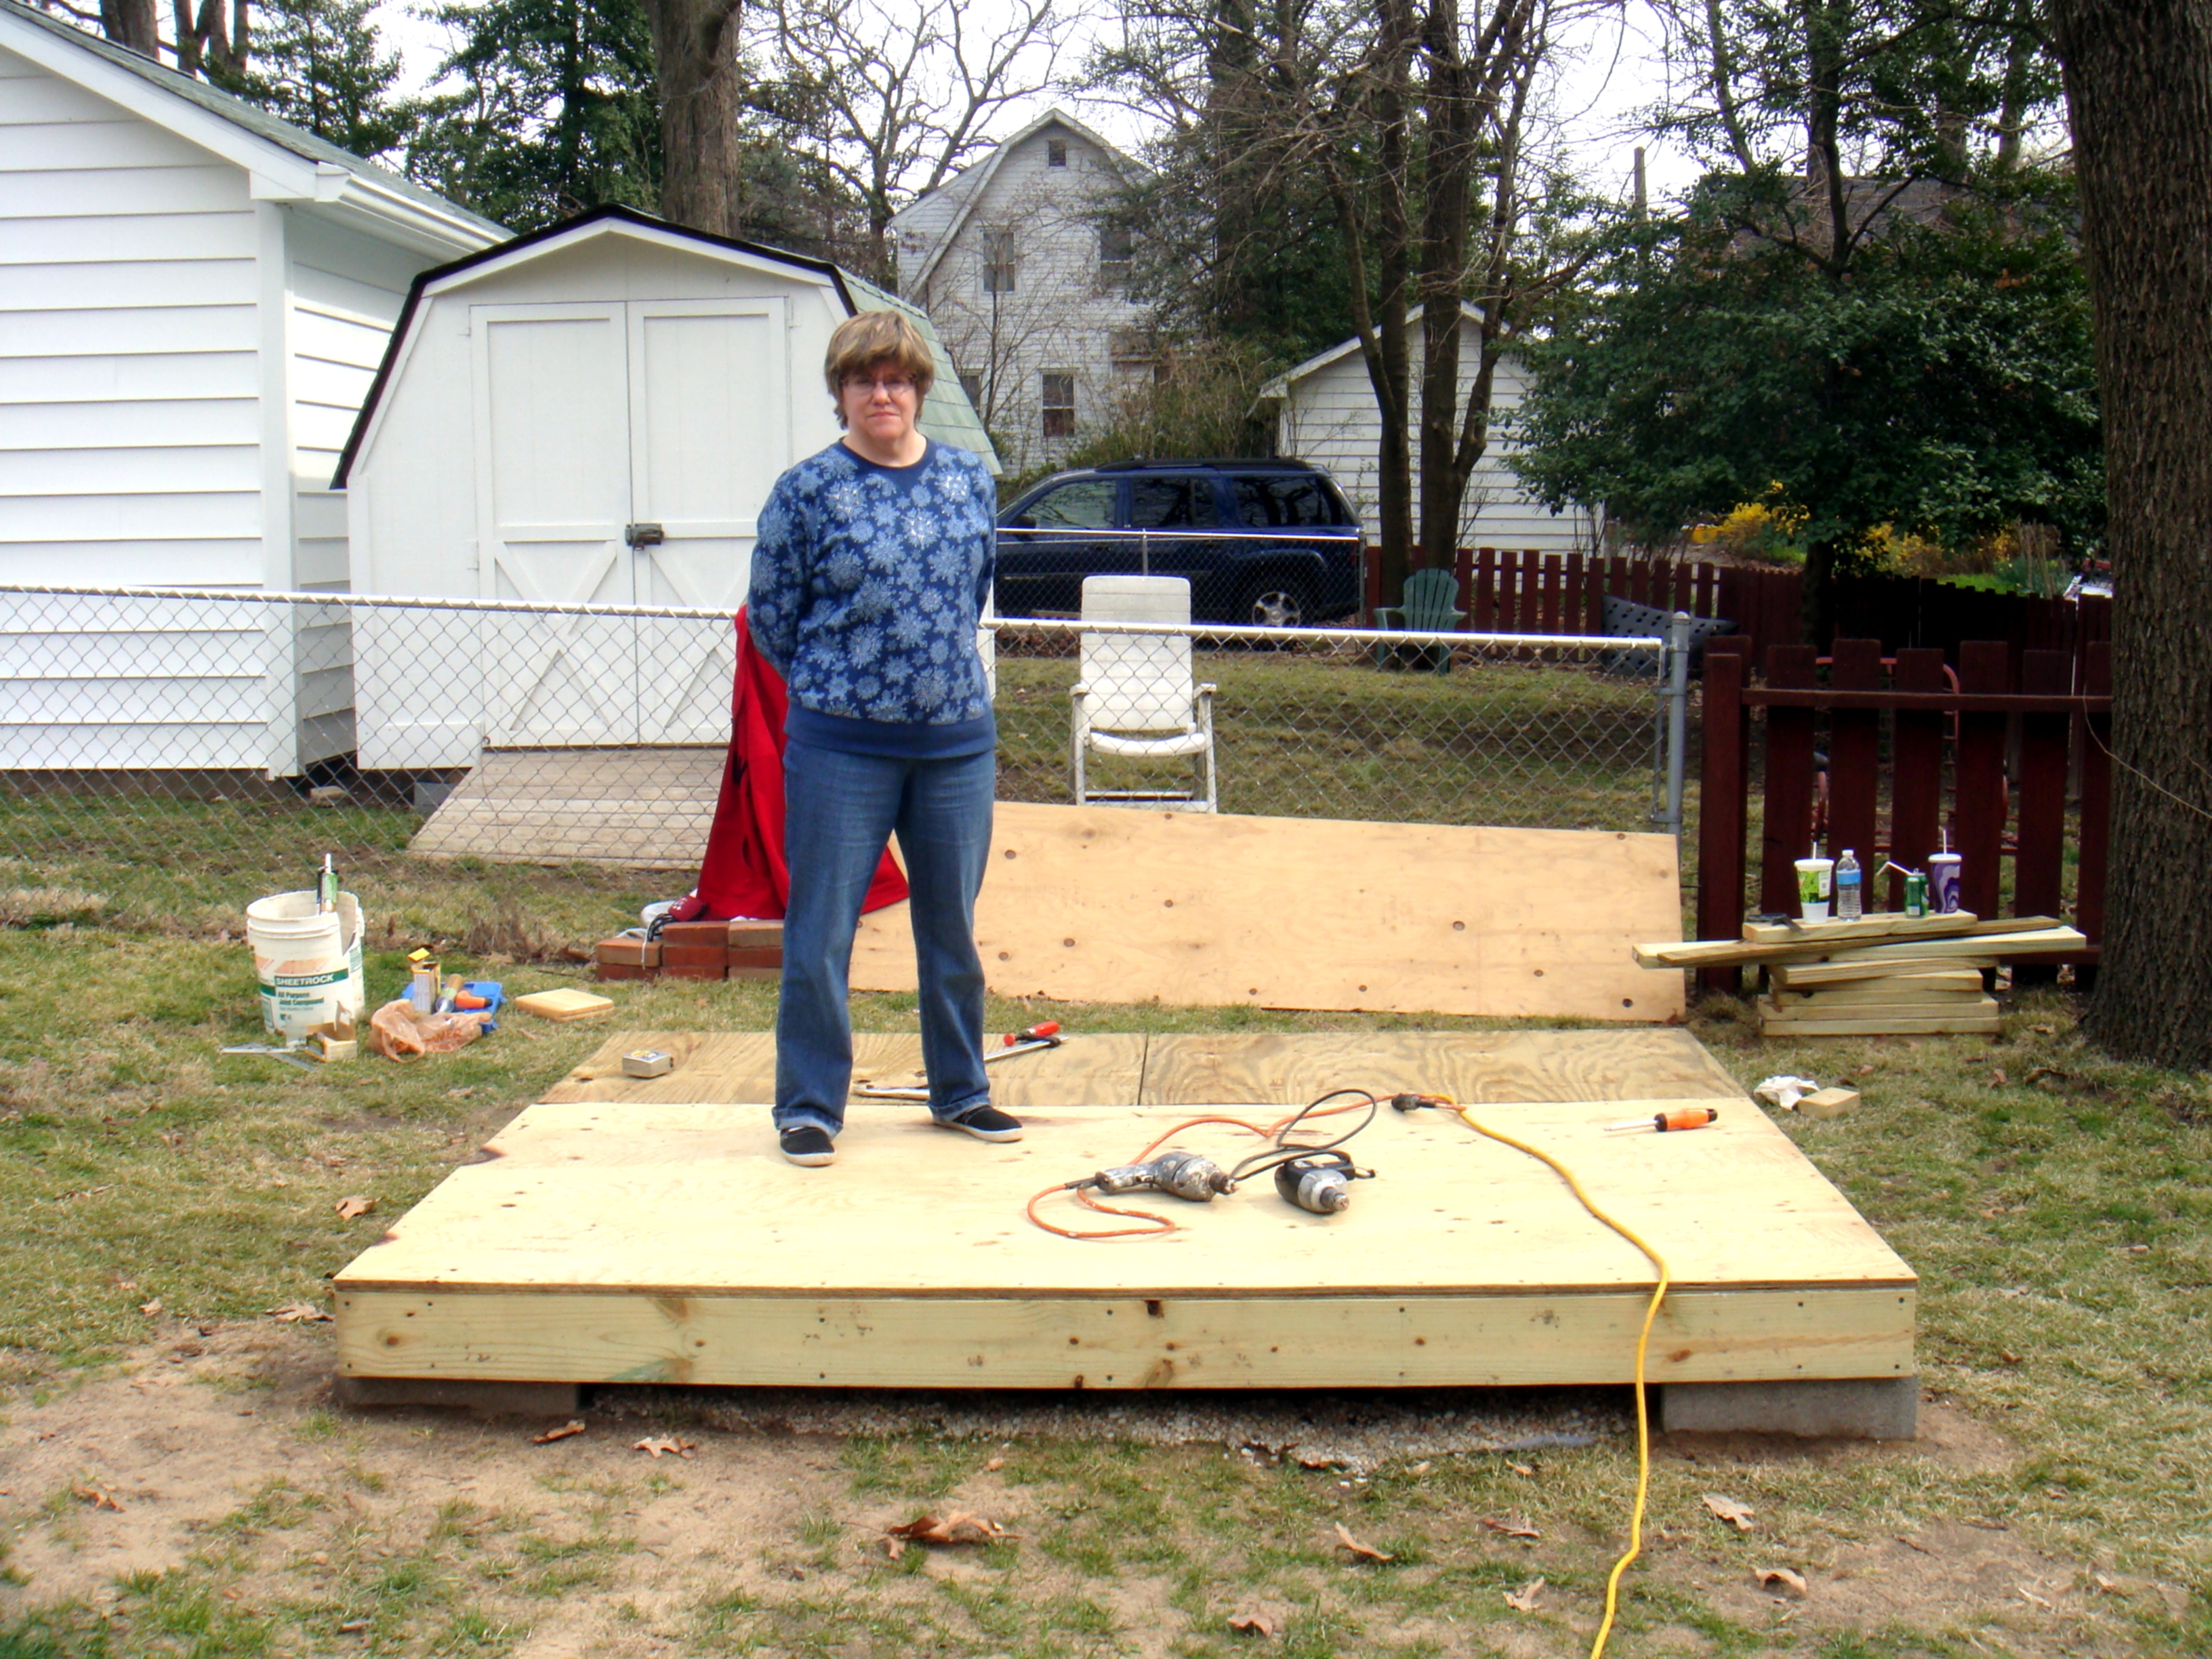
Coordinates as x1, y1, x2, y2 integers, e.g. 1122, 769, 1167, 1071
1662, 611, 1692, 838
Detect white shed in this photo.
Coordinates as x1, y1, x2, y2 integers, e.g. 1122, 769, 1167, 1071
334, 205, 1000, 770
1254, 306, 1601, 556
0, 0, 504, 775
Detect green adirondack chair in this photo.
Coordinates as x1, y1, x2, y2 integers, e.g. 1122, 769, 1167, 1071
1372, 566, 1467, 672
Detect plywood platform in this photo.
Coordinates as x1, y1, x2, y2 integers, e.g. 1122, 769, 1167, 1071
336, 1032, 1913, 1392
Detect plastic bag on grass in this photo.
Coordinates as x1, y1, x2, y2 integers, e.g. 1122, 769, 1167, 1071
367, 998, 489, 1061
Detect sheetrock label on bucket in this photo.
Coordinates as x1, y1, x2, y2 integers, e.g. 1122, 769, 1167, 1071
260, 962, 355, 1035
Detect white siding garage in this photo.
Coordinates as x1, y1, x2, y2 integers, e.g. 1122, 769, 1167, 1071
0, 0, 501, 775
1256, 306, 1601, 556
335, 206, 1000, 770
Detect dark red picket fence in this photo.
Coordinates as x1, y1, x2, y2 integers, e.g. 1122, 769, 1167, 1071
1695, 638, 2113, 994
1361, 548, 2112, 680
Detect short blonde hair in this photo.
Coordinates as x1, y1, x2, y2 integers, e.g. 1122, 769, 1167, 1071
824, 311, 935, 415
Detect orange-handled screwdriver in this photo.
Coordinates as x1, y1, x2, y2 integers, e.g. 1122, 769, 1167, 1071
1604, 1107, 1719, 1134
1003, 1021, 1061, 1046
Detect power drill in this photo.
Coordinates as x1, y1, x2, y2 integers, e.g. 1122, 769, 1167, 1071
1272, 1149, 1367, 1214
1086, 1149, 1235, 1202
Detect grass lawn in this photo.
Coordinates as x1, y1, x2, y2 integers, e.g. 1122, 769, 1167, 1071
1, 895, 2207, 1656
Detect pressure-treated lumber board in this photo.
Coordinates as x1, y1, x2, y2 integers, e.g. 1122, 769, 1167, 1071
1755, 999, 1999, 1036
851, 802, 1683, 1021
1769, 958, 1994, 989
337, 1286, 1914, 1389
1759, 994, 1999, 1023
1828, 927, 2083, 962
336, 1095, 1908, 1299
1139, 1029, 1742, 1107
1770, 988, 1988, 1011
1767, 966, 1982, 996
411, 747, 722, 869
542, 1031, 1148, 1109
1740, 912, 1986, 945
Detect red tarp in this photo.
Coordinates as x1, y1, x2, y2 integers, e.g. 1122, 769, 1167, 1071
687, 609, 909, 922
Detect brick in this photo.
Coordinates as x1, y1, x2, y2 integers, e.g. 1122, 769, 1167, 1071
661, 961, 726, 981
659, 920, 729, 951
594, 962, 654, 982
729, 921, 784, 950
728, 947, 783, 971
596, 937, 659, 967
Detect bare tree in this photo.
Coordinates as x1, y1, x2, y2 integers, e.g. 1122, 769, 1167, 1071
171, 0, 249, 78
756, 0, 1063, 282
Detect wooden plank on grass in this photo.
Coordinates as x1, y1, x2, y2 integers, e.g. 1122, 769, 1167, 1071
1827, 926, 2083, 962
1759, 994, 1999, 1023
1740, 911, 1986, 945
1635, 916, 2061, 970
1768, 965, 1982, 994
1769, 958, 1995, 988
1755, 999, 1999, 1036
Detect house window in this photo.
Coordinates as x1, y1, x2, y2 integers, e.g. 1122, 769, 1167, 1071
982, 226, 1017, 293
958, 371, 983, 408
1041, 372, 1076, 439
1047, 138, 1068, 167
1099, 224, 1133, 289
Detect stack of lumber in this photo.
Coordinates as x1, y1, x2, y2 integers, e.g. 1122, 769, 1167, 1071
1633, 912, 2087, 1037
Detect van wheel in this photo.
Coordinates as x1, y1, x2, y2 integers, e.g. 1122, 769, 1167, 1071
1240, 579, 1312, 630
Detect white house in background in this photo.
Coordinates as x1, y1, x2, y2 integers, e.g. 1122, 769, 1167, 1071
335, 205, 1000, 771
0, 0, 504, 775
1254, 306, 1601, 555
891, 109, 1149, 474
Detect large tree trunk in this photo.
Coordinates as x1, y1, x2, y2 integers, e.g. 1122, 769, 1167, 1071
2051, 0, 2212, 1069
102, 0, 161, 57
1415, 0, 1475, 575
640, 0, 746, 236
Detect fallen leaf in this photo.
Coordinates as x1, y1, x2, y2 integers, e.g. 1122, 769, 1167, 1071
1755, 1566, 1809, 1599
1702, 1493, 1757, 1532
73, 1485, 122, 1511
886, 1511, 1010, 1545
2017, 1584, 2053, 1609
337, 1618, 370, 1633
1990, 1068, 2009, 1086
984, 1456, 1006, 1472
2000, 1350, 2022, 1366
2093, 1572, 2121, 1594
1480, 1515, 1541, 1540
138, 1298, 161, 1317
1856, 1063, 1877, 1076
2025, 1066, 2066, 1086
1227, 1612, 1278, 1637
1506, 1460, 1536, 1477
334, 1195, 377, 1220
879, 1536, 903, 1561
2031, 1024, 2055, 1036
267, 1302, 330, 1324
533, 1420, 586, 1444
632, 1435, 693, 1459
1332, 1521, 1392, 1563
1504, 1577, 1545, 1612
1408, 1461, 1433, 1476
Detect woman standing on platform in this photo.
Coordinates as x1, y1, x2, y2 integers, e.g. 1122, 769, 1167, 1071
744, 312, 1019, 1168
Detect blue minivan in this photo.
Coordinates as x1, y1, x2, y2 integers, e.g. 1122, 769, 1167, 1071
996, 458, 1364, 627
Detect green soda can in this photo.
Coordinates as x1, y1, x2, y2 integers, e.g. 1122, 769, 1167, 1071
1904, 872, 1929, 918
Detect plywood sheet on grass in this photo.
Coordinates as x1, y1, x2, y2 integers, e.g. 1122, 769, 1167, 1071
851, 803, 1683, 1020
542, 1031, 1149, 1108
410, 747, 722, 867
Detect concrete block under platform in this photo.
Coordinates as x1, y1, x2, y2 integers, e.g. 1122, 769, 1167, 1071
1661, 1376, 1919, 1439
334, 1032, 1917, 1396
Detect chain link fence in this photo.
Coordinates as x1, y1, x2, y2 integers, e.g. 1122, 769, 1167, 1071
0, 584, 1678, 936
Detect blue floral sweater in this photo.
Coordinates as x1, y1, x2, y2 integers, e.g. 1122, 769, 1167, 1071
745, 439, 997, 757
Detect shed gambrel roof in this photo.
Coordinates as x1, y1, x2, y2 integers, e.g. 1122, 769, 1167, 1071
332, 205, 1000, 487
889, 108, 1142, 294
0, 0, 506, 254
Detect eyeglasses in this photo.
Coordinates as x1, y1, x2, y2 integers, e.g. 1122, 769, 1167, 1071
844, 374, 916, 397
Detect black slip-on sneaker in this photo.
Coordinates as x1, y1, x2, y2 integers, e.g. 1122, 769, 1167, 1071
779, 1126, 837, 1166
939, 1106, 1024, 1143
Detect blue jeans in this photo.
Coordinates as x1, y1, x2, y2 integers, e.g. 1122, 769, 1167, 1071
774, 738, 995, 1136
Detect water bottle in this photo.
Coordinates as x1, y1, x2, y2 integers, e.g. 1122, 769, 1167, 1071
1835, 848, 1863, 920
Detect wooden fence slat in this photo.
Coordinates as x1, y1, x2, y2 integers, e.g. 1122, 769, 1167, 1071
1473, 547, 1496, 632
2075, 641, 2112, 974
1539, 553, 1561, 636
1827, 638, 1883, 877
2012, 649, 2073, 986
1953, 640, 2011, 920
1889, 648, 1948, 880
1517, 550, 1541, 634
1760, 645, 1821, 915
1697, 645, 1750, 993
1565, 550, 1589, 637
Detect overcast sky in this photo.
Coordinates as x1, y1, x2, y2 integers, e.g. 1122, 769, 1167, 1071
377, 0, 1704, 209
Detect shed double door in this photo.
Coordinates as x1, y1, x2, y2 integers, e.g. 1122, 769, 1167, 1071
472, 299, 790, 746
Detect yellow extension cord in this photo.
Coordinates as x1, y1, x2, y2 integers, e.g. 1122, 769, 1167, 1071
1443, 1103, 1673, 1659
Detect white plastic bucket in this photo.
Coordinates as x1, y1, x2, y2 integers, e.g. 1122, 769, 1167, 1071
247, 889, 365, 1040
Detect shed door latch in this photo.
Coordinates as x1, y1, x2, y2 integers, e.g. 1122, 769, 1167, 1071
625, 523, 665, 548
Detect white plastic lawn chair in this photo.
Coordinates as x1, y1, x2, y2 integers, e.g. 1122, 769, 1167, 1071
1071, 575, 1218, 813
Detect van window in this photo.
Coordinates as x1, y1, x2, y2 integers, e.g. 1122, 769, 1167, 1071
1233, 474, 1336, 527
1129, 478, 1207, 529
1025, 479, 1114, 529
